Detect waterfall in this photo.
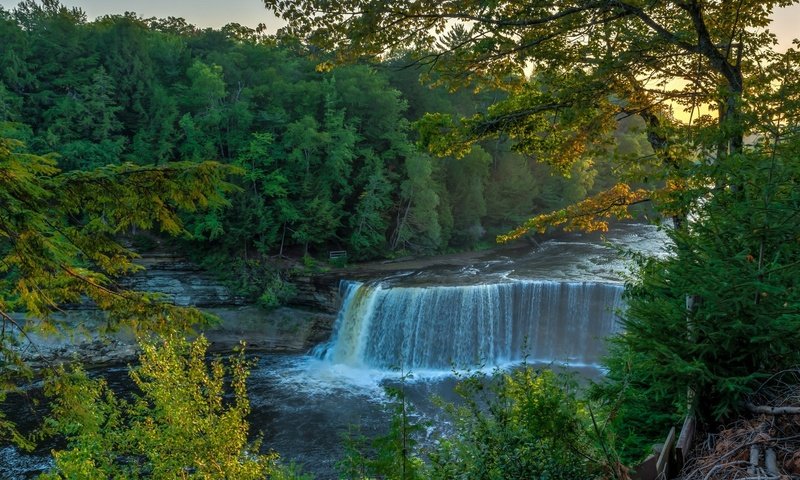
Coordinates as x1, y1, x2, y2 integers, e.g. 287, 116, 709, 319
317, 280, 624, 370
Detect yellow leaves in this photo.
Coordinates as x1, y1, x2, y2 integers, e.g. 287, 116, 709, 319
315, 61, 335, 72
649, 176, 690, 219
44, 335, 284, 479
497, 183, 651, 243
1, 136, 236, 340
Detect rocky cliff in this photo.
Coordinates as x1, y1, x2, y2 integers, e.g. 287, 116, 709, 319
288, 272, 342, 314
18, 248, 340, 366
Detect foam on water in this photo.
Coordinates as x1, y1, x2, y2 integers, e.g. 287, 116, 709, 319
313, 279, 623, 377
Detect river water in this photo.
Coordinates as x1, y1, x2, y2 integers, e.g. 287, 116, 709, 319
1, 222, 669, 479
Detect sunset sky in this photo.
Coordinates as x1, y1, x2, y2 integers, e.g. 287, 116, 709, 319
0, 0, 798, 51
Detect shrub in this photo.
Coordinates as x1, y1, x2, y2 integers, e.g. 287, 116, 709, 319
40, 335, 309, 479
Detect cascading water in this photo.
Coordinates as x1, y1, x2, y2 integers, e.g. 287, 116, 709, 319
317, 279, 624, 371
2, 224, 668, 480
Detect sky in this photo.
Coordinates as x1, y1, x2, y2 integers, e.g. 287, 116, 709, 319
0, 0, 284, 31
0, 0, 798, 49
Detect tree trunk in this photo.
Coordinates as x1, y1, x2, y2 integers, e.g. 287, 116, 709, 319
279, 222, 287, 257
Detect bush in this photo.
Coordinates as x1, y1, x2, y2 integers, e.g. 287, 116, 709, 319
338, 373, 426, 480
40, 335, 309, 479
597, 147, 800, 461
257, 274, 298, 309
429, 367, 602, 480
340, 367, 613, 479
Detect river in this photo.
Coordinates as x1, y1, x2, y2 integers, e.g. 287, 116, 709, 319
1, 222, 669, 479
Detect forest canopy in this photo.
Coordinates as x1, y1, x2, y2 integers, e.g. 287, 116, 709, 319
261, 0, 800, 467
0, 0, 641, 269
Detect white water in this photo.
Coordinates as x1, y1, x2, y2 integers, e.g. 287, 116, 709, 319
1, 224, 667, 479
316, 279, 624, 372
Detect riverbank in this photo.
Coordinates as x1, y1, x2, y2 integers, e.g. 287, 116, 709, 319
15, 305, 334, 368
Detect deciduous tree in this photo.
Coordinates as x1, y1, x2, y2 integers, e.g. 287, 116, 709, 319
263, 0, 797, 231
0, 135, 236, 441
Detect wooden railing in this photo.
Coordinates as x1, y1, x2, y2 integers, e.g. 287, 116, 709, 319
631, 415, 696, 480
329, 250, 347, 260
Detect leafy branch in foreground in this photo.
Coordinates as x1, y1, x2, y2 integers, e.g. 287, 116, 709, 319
0, 136, 239, 328
40, 335, 309, 479
496, 183, 651, 242
0, 135, 238, 442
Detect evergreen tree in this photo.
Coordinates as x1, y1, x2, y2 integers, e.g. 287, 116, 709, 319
348, 154, 393, 257
44, 67, 124, 170
392, 152, 442, 251
597, 144, 800, 461
444, 146, 490, 246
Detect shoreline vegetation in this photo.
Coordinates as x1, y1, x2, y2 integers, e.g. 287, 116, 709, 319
2, 0, 799, 478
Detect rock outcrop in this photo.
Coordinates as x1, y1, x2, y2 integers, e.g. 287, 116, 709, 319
288, 272, 342, 313
17, 248, 340, 367
118, 250, 249, 307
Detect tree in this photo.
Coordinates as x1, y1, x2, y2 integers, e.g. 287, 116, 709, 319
595, 141, 800, 461
40, 335, 307, 479
0, 135, 237, 441
391, 152, 442, 251
338, 374, 426, 480
429, 368, 605, 480
482, 146, 538, 228
43, 67, 124, 170
443, 145, 490, 246
348, 154, 393, 257
262, 0, 795, 231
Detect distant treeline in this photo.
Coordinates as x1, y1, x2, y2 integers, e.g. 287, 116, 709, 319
0, 1, 651, 264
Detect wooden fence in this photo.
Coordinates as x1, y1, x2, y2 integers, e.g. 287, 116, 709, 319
631, 414, 696, 480
328, 250, 347, 260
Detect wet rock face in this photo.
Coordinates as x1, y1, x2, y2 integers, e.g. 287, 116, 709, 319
288, 273, 342, 314
122, 249, 344, 313
202, 306, 334, 353
20, 306, 336, 368
16, 249, 340, 367
119, 250, 249, 308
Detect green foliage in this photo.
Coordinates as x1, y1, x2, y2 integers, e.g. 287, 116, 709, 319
429, 368, 602, 480
597, 143, 800, 460
193, 253, 295, 307
338, 378, 426, 480
40, 334, 308, 479
257, 275, 298, 309
483, 148, 538, 227
0, 136, 236, 325
0, 2, 630, 263
391, 152, 443, 251
339, 367, 623, 480
443, 146, 490, 246
0, 133, 235, 443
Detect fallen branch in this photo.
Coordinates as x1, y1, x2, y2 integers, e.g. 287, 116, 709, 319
701, 460, 751, 480
748, 445, 759, 476
765, 447, 779, 476
745, 402, 800, 415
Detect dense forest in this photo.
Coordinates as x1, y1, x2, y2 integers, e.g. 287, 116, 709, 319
0, 0, 643, 269
2, 0, 799, 478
